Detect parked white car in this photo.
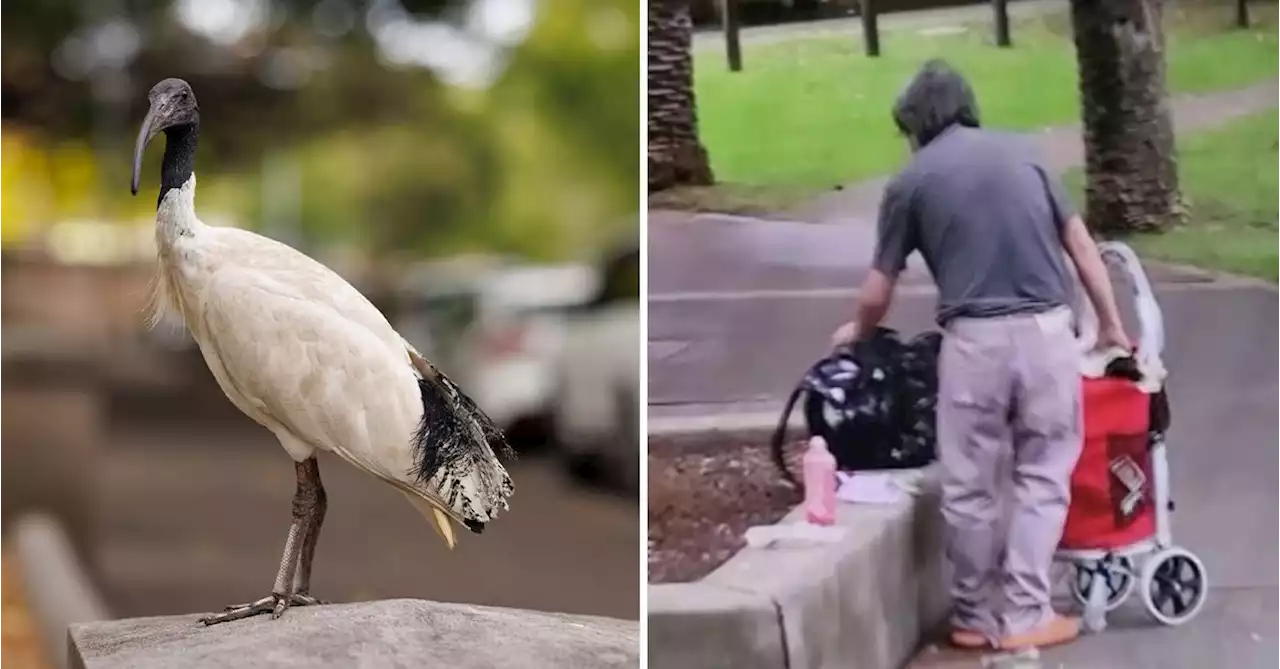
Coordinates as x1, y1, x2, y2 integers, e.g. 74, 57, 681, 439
394, 258, 597, 450
458, 264, 597, 445
548, 243, 641, 491
392, 255, 501, 377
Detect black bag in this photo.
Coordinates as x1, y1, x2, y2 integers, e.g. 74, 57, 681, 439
770, 327, 942, 486
1103, 355, 1172, 436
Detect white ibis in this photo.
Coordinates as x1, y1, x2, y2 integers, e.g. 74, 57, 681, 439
130, 78, 515, 625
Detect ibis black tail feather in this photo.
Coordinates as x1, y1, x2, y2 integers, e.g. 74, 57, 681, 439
409, 371, 515, 534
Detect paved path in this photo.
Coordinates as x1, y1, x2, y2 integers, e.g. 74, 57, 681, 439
649, 226, 1269, 407
648, 239, 1278, 665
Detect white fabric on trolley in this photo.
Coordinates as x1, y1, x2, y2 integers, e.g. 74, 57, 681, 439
1073, 241, 1168, 394
1080, 346, 1167, 394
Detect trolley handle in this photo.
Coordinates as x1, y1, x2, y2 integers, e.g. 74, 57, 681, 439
1074, 241, 1166, 360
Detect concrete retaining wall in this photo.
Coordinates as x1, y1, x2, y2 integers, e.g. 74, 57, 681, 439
648, 467, 948, 669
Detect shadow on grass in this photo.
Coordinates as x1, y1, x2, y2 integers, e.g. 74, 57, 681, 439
648, 182, 825, 217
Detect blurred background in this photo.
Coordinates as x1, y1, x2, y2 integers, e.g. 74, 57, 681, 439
1, 0, 639, 665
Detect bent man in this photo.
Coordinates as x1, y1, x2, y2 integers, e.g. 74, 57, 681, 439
832, 60, 1131, 650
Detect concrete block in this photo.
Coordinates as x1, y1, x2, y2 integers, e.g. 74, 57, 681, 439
673, 467, 948, 669
648, 582, 786, 669
68, 599, 638, 669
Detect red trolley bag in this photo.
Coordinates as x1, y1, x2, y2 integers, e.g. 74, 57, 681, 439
1060, 376, 1157, 550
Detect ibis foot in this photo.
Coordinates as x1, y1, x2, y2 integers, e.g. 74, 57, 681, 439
199, 593, 325, 625
223, 593, 327, 610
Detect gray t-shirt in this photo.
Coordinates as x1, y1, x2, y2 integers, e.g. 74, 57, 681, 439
872, 125, 1076, 326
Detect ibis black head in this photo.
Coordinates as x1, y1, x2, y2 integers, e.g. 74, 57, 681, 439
131, 78, 200, 197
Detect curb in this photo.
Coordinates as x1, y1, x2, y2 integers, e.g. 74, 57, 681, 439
648, 408, 804, 457
649, 408, 794, 434
648, 472, 948, 669
11, 512, 112, 669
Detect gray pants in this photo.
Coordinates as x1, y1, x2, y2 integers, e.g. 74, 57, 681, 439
937, 306, 1083, 640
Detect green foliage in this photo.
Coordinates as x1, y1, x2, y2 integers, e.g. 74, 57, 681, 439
693, 6, 1279, 190
2, 0, 639, 261
486, 0, 641, 258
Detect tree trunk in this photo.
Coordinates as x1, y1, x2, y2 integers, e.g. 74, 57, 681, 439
649, 0, 714, 192
860, 0, 881, 57
723, 0, 743, 72
1236, 0, 1250, 29
993, 0, 1012, 48
1070, 0, 1183, 235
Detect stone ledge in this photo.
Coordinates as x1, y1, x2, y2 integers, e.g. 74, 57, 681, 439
648, 467, 947, 669
647, 409, 801, 455
648, 582, 786, 669
69, 599, 639, 669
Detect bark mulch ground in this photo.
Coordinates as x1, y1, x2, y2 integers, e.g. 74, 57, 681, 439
648, 438, 804, 584
0, 550, 53, 669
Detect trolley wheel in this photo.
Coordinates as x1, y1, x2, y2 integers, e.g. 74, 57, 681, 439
1069, 555, 1136, 612
1139, 547, 1208, 626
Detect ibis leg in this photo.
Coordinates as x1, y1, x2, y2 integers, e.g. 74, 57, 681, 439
199, 457, 326, 625
292, 457, 327, 598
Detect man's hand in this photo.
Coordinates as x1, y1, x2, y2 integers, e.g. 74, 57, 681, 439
1062, 214, 1132, 354
835, 269, 897, 351
1097, 322, 1134, 353
830, 320, 859, 349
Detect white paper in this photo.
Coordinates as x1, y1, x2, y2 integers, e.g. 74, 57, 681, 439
836, 471, 908, 505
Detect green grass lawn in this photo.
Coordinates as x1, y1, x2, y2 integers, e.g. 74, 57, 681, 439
694, 5, 1278, 192
1063, 111, 1278, 282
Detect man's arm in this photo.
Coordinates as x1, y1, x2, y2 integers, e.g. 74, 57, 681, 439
844, 179, 913, 343
1061, 214, 1125, 336
1039, 167, 1128, 344
849, 269, 897, 342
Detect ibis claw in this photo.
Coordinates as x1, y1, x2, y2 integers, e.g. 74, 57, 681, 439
200, 592, 324, 626
272, 597, 288, 619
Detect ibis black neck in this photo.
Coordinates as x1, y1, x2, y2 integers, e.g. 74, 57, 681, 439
158, 122, 199, 208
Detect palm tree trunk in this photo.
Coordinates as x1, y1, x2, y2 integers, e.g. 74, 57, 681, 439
993, 0, 1012, 47
649, 0, 714, 192
1070, 0, 1183, 235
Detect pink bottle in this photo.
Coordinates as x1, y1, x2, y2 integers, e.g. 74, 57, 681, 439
803, 436, 838, 526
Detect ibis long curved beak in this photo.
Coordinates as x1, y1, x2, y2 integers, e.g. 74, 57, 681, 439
131, 106, 160, 196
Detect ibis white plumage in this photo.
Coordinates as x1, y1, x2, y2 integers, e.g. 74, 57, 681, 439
130, 78, 514, 625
